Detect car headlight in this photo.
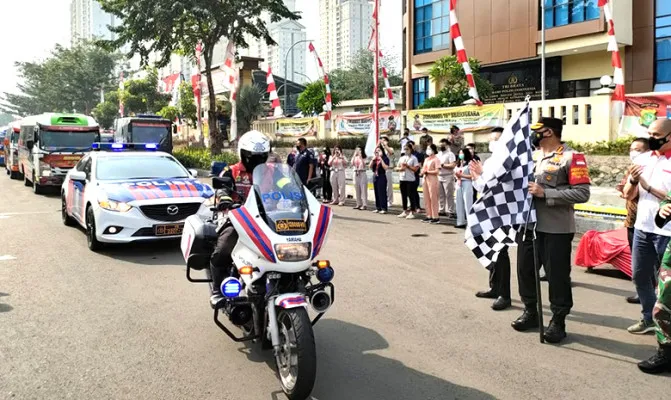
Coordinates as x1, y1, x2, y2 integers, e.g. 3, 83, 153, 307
39, 161, 51, 176
274, 243, 311, 262
98, 194, 132, 212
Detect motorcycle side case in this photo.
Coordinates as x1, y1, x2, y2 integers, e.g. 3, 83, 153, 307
181, 214, 218, 270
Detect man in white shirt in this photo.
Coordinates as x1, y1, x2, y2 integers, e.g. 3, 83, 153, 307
437, 138, 457, 217
469, 127, 511, 311
400, 128, 414, 149
623, 118, 671, 335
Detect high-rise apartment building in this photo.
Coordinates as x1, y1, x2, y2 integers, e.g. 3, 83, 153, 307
240, 0, 307, 84
319, 0, 374, 71
70, 0, 116, 44
403, 0, 667, 110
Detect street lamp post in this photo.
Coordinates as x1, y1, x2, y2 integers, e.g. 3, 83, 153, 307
284, 39, 313, 112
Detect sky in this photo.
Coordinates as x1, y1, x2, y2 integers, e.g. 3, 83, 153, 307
0, 0, 402, 98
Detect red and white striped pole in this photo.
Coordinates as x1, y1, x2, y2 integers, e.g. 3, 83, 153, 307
598, 0, 625, 117
118, 71, 124, 117
449, 0, 482, 105
266, 67, 283, 117
373, 0, 380, 144
308, 43, 332, 120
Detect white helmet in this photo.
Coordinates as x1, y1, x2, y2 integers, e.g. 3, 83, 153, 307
238, 130, 271, 171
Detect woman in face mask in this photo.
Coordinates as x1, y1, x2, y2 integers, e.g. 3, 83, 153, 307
455, 148, 474, 228
329, 145, 348, 206
397, 143, 420, 218
420, 144, 441, 223
352, 146, 368, 210
370, 145, 390, 213
318, 147, 332, 203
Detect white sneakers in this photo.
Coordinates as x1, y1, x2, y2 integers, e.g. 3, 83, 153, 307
405, 213, 416, 219
398, 211, 408, 218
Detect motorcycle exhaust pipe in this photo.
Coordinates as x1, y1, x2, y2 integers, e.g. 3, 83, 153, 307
310, 290, 332, 313
228, 304, 253, 326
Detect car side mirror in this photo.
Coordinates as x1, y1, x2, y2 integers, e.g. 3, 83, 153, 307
26, 140, 34, 150
188, 168, 198, 178
212, 176, 234, 190
70, 170, 87, 182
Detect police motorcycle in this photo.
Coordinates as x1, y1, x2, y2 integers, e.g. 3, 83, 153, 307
180, 162, 335, 399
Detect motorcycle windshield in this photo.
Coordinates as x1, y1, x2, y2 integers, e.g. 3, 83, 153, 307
252, 163, 310, 236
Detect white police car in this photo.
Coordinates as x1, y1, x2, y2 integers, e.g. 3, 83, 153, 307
61, 143, 215, 251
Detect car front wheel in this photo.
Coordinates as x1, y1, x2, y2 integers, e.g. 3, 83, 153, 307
85, 206, 103, 252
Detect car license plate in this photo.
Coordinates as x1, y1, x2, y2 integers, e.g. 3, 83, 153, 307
154, 223, 184, 236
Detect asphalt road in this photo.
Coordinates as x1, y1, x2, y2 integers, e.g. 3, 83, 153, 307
0, 177, 669, 400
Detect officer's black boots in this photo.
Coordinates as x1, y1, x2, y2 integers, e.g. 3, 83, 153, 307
511, 309, 540, 331
638, 345, 671, 374
544, 317, 567, 344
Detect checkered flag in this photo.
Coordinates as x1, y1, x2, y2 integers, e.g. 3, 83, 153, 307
465, 102, 536, 268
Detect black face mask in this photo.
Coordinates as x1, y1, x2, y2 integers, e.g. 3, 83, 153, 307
532, 131, 545, 148
649, 134, 670, 151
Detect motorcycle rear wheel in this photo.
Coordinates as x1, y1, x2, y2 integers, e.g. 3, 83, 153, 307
276, 308, 316, 400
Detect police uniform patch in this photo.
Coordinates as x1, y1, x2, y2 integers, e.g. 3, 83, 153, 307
569, 153, 590, 185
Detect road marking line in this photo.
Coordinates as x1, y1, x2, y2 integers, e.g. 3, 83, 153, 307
0, 255, 17, 261
0, 211, 56, 217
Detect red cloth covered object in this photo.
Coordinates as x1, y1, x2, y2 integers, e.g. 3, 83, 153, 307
574, 228, 632, 278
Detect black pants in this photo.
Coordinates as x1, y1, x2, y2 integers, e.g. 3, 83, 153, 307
517, 230, 574, 317
322, 173, 332, 201
400, 181, 418, 211
411, 178, 421, 209
373, 175, 388, 211
210, 223, 238, 294
489, 247, 511, 299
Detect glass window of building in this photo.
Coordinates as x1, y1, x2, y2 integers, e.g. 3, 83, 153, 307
414, 0, 450, 55
656, 0, 671, 86
543, 0, 600, 29
413, 77, 429, 108
561, 78, 605, 98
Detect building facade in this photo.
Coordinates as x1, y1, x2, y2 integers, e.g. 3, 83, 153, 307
319, 0, 374, 71
70, 0, 116, 44
403, 0, 668, 110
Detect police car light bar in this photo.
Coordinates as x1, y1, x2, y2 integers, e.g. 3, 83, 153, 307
91, 142, 159, 151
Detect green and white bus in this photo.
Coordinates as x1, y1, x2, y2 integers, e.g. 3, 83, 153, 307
18, 113, 99, 194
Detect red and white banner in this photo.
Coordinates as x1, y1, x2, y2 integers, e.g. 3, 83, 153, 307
619, 93, 671, 137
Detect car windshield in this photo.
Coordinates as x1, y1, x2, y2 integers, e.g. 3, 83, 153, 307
252, 164, 309, 235
40, 130, 98, 150
131, 123, 170, 144
96, 155, 189, 181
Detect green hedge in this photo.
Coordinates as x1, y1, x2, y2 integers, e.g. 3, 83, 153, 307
565, 136, 634, 155
173, 148, 239, 169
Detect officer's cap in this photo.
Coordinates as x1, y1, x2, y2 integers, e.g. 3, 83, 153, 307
531, 117, 563, 133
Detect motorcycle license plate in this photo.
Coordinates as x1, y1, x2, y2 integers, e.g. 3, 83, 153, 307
154, 223, 184, 236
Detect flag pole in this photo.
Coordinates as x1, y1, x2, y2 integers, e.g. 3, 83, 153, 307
540, 0, 546, 104
373, 0, 380, 147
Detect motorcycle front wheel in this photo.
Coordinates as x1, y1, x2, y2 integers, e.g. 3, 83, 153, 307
276, 307, 316, 400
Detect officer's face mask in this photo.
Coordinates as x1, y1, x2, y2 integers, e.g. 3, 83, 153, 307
532, 129, 550, 148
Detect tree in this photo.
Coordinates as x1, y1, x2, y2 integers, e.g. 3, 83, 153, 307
0, 113, 14, 126
178, 82, 198, 126
329, 49, 403, 101
224, 84, 264, 134
158, 105, 180, 122
98, 0, 299, 155
419, 56, 493, 109
120, 69, 171, 115
297, 81, 341, 116
92, 91, 120, 128
1, 42, 119, 116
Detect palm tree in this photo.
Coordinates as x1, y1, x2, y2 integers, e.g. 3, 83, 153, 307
225, 84, 265, 134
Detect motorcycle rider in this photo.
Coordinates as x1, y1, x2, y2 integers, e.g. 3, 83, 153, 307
210, 130, 271, 306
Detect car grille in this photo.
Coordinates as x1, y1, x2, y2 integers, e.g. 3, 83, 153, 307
139, 202, 201, 222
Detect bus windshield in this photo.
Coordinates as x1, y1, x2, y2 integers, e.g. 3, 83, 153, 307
39, 130, 98, 150
131, 122, 170, 144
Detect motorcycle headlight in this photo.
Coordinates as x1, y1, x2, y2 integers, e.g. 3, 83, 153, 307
98, 193, 132, 212
203, 195, 215, 207
274, 243, 311, 262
